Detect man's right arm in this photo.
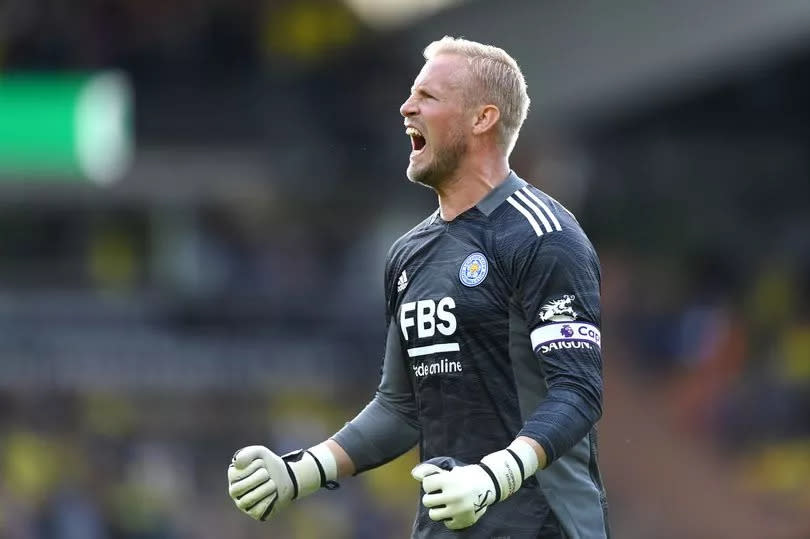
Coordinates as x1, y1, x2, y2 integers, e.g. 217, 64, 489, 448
330, 319, 420, 475
228, 320, 419, 521
228, 247, 420, 521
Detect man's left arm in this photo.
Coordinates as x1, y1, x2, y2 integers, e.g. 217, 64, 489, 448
515, 230, 603, 467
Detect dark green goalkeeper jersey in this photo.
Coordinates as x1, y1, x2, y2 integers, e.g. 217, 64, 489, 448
334, 172, 609, 539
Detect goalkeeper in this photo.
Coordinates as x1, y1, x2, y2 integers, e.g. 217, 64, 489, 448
228, 35, 609, 538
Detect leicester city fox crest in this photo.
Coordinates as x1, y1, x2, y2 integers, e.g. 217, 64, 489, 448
539, 294, 578, 322
459, 252, 488, 287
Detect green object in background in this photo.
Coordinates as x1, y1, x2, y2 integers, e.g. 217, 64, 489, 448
0, 71, 133, 185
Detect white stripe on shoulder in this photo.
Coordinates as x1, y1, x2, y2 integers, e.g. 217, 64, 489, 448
507, 196, 543, 236
514, 190, 553, 233
521, 188, 562, 232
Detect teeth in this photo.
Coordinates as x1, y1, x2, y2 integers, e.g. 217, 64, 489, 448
406, 127, 423, 138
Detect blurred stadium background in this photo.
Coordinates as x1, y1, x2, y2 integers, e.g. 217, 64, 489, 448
1, 1, 809, 538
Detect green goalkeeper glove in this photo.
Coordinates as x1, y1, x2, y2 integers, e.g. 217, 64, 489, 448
228, 444, 338, 521
411, 439, 538, 530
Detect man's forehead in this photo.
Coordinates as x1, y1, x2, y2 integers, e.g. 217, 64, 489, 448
412, 54, 467, 91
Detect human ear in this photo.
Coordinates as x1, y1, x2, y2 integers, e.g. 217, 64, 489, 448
472, 104, 500, 136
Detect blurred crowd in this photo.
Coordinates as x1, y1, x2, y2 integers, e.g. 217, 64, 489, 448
1, 1, 809, 538
0, 389, 420, 539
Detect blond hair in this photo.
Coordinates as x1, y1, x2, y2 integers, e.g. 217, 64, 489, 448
423, 36, 530, 156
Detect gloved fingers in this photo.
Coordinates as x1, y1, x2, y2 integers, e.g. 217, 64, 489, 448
247, 492, 277, 521
445, 517, 469, 531
411, 462, 444, 481
229, 467, 271, 499
228, 457, 266, 483
233, 445, 272, 469
427, 505, 452, 522
420, 472, 446, 495
421, 490, 451, 509
444, 511, 480, 530
235, 478, 277, 512
258, 450, 293, 499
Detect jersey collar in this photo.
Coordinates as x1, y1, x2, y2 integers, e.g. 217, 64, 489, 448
475, 171, 527, 216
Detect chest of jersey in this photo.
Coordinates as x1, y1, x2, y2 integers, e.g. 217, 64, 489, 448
392, 222, 527, 458
392, 225, 510, 363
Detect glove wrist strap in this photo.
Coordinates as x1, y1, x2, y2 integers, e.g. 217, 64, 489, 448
507, 439, 539, 478
479, 439, 539, 503
308, 443, 339, 486
283, 443, 339, 499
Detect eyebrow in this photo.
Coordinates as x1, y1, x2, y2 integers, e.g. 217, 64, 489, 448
411, 85, 437, 96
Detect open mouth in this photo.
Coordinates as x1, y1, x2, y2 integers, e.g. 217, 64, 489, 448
406, 127, 427, 153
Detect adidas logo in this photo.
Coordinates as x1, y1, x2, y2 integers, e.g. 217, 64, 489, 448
397, 270, 409, 292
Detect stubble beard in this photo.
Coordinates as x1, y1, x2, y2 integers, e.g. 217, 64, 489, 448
407, 128, 468, 190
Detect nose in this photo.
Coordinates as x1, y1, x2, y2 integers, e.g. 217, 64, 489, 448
400, 95, 417, 117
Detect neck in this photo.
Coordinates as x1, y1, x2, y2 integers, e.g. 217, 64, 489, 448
436, 157, 510, 221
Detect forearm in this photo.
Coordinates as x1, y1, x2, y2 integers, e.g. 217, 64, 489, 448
331, 394, 420, 473
518, 382, 602, 464
323, 439, 356, 477
327, 318, 419, 474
